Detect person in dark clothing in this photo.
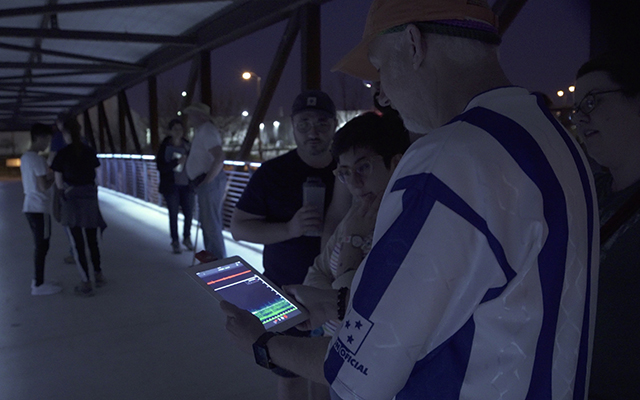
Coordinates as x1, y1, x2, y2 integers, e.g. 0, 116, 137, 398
230, 90, 339, 400
51, 118, 107, 297
573, 51, 640, 400
156, 118, 195, 254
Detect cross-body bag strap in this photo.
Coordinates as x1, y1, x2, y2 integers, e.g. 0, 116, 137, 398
600, 186, 640, 245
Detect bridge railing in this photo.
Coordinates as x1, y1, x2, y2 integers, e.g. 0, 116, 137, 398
96, 154, 261, 229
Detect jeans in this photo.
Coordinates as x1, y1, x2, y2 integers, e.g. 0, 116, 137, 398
163, 185, 195, 243
25, 213, 51, 286
195, 172, 227, 260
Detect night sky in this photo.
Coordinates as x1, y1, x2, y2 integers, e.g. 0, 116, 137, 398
126, 0, 591, 120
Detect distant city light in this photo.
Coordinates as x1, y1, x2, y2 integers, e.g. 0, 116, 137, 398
557, 90, 565, 97
181, 91, 187, 97
259, 123, 265, 130
6, 158, 20, 167
364, 82, 372, 88
242, 110, 249, 117
568, 86, 575, 93
273, 121, 280, 128
177, 111, 182, 116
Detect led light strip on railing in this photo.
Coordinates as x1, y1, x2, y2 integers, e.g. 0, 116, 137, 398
97, 154, 262, 168
97, 153, 155, 160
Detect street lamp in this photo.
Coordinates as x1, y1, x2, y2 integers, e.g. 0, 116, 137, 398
242, 71, 262, 99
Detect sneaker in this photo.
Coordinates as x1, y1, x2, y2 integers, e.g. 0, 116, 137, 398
31, 279, 60, 288
171, 241, 182, 254
31, 282, 62, 296
94, 272, 107, 288
74, 281, 94, 297
182, 237, 194, 251
64, 255, 75, 264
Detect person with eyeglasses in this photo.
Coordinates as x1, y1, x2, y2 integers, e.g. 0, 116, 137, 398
298, 112, 410, 338
573, 51, 640, 400
230, 90, 343, 400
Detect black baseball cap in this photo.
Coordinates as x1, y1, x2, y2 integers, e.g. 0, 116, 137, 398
291, 90, 336, 118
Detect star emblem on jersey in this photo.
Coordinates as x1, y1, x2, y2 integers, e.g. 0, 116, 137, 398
337, 309, 373, 355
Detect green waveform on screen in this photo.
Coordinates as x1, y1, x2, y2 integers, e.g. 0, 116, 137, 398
252, 299, 297, 324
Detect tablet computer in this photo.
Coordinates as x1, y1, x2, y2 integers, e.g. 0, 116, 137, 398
186, 256, 309, 332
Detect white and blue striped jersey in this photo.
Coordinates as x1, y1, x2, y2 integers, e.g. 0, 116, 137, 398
324, 87, 599, 400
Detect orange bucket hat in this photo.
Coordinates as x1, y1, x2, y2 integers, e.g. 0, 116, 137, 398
332, 0, 499, 81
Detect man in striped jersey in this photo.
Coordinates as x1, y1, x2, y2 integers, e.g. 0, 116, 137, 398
222, 0, 599, 398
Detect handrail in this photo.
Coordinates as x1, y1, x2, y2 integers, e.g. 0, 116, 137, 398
96, 154, 260, 229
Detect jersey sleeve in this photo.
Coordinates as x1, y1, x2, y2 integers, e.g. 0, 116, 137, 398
324, 137, 514, 399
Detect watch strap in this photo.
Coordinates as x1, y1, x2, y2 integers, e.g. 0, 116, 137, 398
253, 331, 280, 369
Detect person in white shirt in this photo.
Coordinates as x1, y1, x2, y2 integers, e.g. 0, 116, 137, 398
184, 102, 227, 259
20, 123, 61, 296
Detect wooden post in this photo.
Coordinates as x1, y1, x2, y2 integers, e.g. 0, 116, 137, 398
98, 101, 116, 153
148, 76, 159, 153
300, 3, 321, 91
119, 90, 142, 154
118, 91, 127, 153
200, 50, 212, 109
237, 12, 300, 160
83, 110, 96, 150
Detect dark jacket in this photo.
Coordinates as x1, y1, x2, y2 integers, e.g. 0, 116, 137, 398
156, 136, 191, 194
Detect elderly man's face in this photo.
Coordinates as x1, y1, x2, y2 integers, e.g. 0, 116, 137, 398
369, 34, 424, 132
368, 28, 439, 134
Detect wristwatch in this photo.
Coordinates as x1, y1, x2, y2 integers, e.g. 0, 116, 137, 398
253, 331, 280, 369
343, 235, 372, 252
343, 235, 365, 248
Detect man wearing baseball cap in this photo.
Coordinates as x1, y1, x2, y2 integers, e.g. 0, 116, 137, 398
222, 1, 599, 399
230, 90, 340, 399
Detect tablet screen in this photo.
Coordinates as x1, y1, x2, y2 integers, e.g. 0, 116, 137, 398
194, 259, 305, 331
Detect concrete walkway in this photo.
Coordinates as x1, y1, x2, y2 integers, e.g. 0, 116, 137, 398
0, 178, 278, 400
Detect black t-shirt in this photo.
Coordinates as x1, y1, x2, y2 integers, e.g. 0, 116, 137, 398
51, 144, 100, 186
235, 150, 336, 287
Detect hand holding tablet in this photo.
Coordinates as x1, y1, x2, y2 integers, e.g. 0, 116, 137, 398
186, 256, 309, 332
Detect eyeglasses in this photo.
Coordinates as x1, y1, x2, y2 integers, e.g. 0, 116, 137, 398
295, 120, 333, 134
569, 89, 623, 123
333, 155, 383, 184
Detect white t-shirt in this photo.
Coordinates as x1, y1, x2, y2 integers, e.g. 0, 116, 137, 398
185, 121, 223, 180
325, 87, 599, 400
20, 151, 51, 213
